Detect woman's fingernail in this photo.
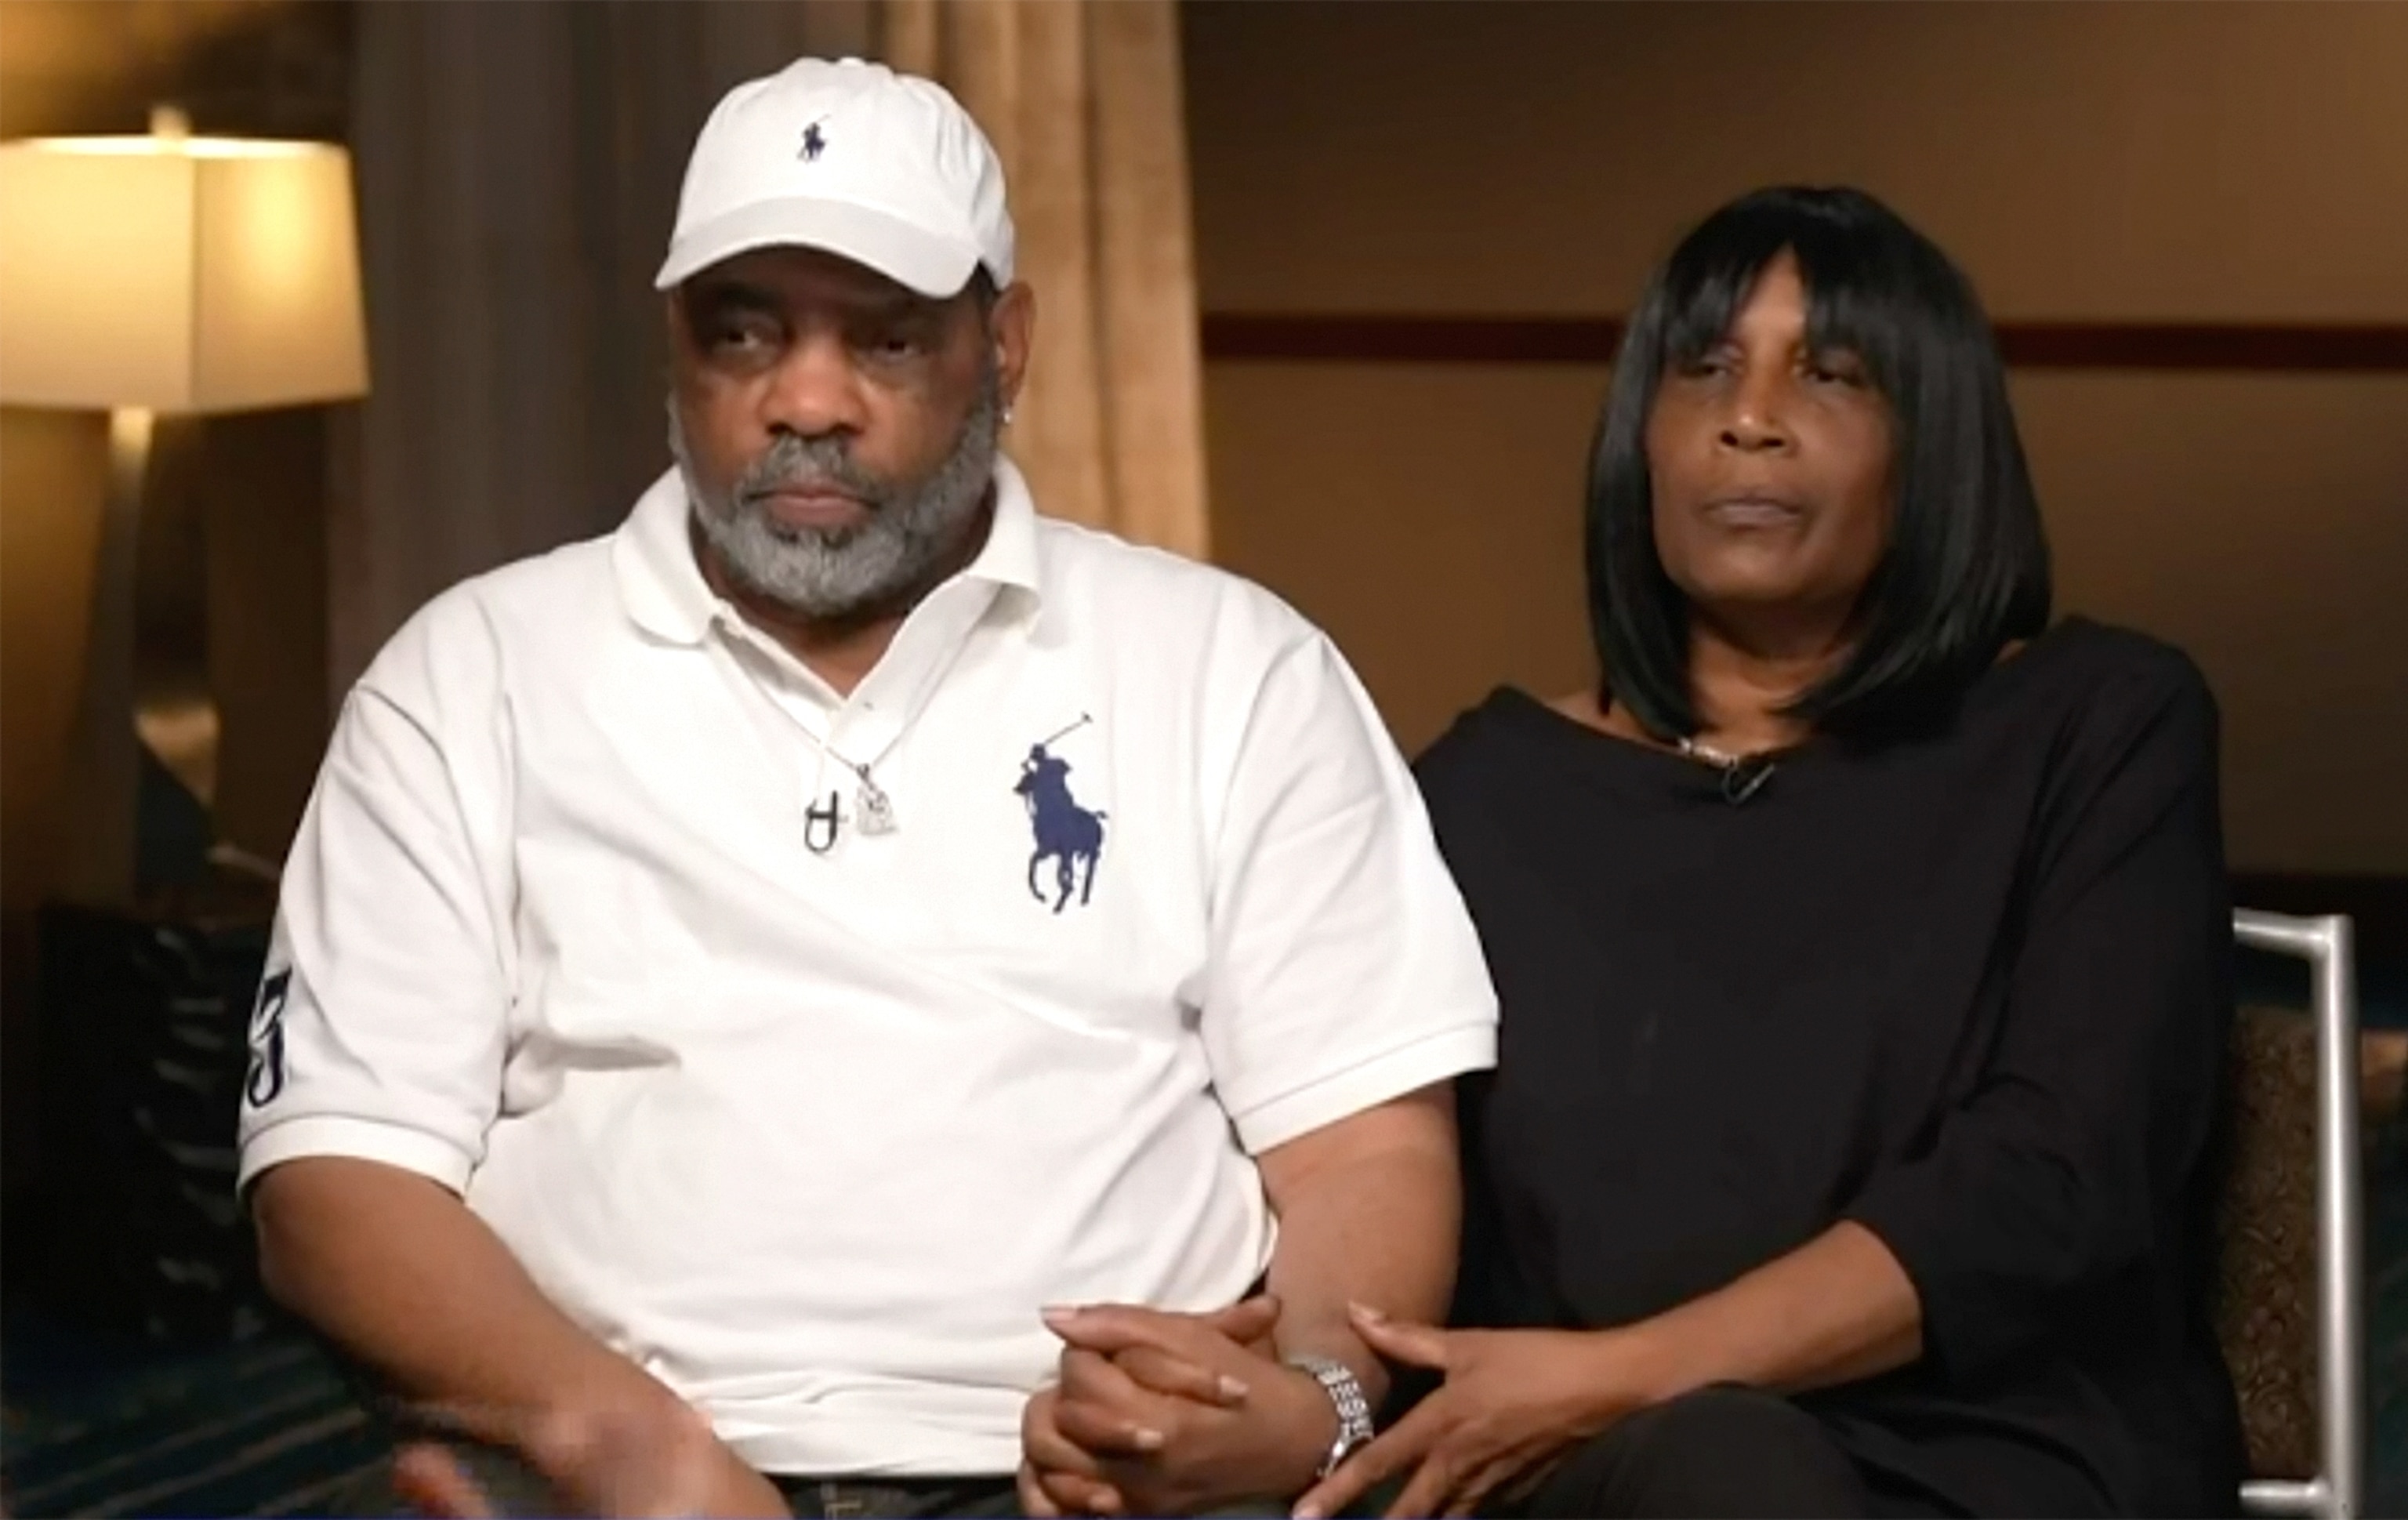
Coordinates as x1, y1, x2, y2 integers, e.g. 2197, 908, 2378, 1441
1350, 1301, 1387, 1323
1294, 1506, 1324, 1520
1132, 1426, 1166, 1451
1218, 1373, 1251, 1401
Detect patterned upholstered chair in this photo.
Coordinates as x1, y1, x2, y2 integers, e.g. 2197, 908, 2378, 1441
2216, 912, 2363, 1518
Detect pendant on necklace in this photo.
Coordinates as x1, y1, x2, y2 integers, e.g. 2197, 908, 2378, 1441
855, 774, 898, 836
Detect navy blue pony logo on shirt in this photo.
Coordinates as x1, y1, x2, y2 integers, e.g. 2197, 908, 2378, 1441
1015, 715, 1106, 913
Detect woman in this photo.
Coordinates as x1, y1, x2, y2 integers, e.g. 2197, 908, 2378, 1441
1296, 187, 2243, 1519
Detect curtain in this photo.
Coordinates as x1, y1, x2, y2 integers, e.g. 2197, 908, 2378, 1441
336, 0, 1209, 697
883, 0, 1212, 562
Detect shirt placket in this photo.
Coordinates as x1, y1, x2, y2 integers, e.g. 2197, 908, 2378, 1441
719, 579, 1003, 852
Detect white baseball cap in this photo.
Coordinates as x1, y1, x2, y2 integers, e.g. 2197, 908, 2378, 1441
655, 56, 1014, 297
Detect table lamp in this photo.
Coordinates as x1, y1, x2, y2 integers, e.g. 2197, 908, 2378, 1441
0, 107, 368, 908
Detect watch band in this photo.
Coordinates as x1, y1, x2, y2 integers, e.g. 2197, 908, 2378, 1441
1288, 1354, 1376, 1479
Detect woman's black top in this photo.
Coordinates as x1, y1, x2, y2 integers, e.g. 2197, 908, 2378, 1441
1415, 619, 2245, 1517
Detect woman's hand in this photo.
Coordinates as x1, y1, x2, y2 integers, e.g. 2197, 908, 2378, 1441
1294, 1306, 1648, 1520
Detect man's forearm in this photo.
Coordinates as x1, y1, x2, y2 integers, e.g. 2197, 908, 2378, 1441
254, 1156, 680, 1441
1259, 1088, 1463, 1409
1622, 1221, 1923, 1402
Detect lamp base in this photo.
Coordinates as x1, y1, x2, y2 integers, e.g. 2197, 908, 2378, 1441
55, 406, 241, 909
53, 408, 153, 909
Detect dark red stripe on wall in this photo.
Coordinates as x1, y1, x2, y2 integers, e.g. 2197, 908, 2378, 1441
1201, 315, 2408, 372
1204, 314, 1628, 366
2000, 323, 2408, 371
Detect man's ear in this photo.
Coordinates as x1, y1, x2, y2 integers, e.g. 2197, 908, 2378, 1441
990, 281, 1035, 415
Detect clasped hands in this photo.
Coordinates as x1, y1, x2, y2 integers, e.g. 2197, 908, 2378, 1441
1018, 1293, 1338, 1516
1024, 1299, 1647, 1520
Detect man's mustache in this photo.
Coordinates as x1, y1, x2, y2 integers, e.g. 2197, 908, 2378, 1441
735, 436, 885, 510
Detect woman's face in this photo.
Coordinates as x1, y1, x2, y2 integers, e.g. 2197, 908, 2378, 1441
1644, 253, 1895, 623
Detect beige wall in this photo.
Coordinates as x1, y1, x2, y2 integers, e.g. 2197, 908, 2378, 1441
1184, 0, 2408, 874
1206, 362, 1600, 749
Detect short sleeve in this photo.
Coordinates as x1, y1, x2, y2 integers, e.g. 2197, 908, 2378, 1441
1199, 636, 1499, 1154
235, 597, 518, 1196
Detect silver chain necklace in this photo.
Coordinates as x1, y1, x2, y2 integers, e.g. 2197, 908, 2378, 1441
715, 617, 906, 848
799, 727, 898, 840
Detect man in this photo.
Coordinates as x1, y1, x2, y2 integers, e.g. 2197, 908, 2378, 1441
240, 56, 1496, 1520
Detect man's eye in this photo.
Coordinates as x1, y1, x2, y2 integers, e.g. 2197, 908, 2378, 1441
862, 330, 927, 361
711, 321, 777, 355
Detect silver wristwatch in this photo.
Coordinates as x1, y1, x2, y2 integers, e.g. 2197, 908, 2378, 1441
1288, 1355, 1375, 1479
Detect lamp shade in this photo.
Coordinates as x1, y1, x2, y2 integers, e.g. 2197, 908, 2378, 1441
0, 132, 368, 414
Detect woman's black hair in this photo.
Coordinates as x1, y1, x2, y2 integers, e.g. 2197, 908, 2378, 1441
1585, 185, 2052, 742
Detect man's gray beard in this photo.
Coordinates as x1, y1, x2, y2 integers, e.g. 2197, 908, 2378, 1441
671, 367, 1002, 621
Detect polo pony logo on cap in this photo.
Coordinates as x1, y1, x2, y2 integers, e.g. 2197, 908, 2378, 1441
800, 119, 829, 161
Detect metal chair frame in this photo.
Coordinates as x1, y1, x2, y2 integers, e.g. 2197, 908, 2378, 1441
2233, 910, 2363, 1519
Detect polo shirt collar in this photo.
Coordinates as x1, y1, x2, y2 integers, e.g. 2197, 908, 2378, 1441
612, 456, 1046, 647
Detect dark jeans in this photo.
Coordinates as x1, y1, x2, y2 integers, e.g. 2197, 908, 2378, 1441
328, 1440, 1012, 1519
1489, 1386, 1947, 1520
335, 1440, 1295, 1518
774, 1475, 1021, 1519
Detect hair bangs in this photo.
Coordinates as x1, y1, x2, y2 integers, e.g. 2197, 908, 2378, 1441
1655, 198, 1928, 421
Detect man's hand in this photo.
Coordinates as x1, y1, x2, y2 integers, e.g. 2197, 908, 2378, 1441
393, 1400, 792, 1519
1021, 1296, 1338, 1516
1293, 1306, 1637, 1520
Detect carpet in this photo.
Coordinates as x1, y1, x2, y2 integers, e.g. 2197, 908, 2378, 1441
1, 1312, 382, 1518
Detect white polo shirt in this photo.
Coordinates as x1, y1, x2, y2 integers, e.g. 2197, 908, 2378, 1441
237, 459, 1498, 1477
